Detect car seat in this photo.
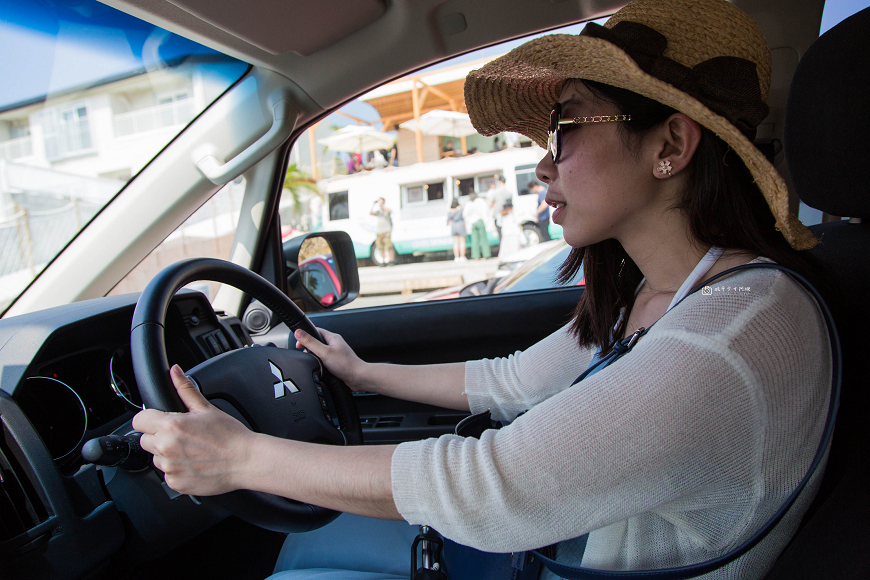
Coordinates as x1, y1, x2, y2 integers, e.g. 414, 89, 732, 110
765, 6, 870, 579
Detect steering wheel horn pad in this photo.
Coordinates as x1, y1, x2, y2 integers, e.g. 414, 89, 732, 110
131, 257, 362, 533
187, 346, 344, 446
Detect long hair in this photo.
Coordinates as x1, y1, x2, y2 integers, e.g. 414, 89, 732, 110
557, 80, 830, 355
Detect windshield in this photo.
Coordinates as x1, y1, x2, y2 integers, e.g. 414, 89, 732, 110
0, 0, 248, 313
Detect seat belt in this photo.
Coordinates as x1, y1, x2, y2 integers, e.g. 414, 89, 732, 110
530, 263, 842, 580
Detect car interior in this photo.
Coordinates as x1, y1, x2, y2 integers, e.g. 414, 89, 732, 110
0, 0, 868, 579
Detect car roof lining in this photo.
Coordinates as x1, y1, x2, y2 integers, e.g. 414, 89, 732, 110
164, 0, 387, 56
98, 0, 628, 110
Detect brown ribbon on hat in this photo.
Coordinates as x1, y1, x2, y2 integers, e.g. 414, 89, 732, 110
582, 22, 769, 140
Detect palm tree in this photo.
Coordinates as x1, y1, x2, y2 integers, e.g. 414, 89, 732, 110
283, 163, 322, 217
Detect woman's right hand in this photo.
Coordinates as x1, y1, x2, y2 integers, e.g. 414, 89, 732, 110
294, 327, 367, 391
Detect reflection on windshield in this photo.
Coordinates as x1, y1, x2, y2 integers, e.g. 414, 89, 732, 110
0, 0, 247, 314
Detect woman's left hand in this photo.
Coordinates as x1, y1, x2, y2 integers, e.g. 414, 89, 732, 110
133, 365, 256, 496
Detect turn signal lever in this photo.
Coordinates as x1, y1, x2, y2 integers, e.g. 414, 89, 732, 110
82, 432, 151, 471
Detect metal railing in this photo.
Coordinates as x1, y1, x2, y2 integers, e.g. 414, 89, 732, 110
0, 200, 99, 278
44, 119, 93, 160
113, 100, 197, 138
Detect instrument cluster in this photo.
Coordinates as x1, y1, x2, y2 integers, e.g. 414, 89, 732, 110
11, 294, 247, 474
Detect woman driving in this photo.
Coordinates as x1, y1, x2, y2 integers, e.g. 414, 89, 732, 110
133, 0, 833, 578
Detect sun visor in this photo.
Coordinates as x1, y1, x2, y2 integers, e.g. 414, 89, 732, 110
166, 0, 386, 55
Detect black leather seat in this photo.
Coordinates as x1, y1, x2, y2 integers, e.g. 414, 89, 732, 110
766, 7, 870, 579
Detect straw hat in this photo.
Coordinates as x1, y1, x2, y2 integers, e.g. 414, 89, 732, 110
464, 0, 818, 250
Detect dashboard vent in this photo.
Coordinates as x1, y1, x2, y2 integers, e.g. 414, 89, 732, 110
230, 322, 252, 346
0, 426, 48, 541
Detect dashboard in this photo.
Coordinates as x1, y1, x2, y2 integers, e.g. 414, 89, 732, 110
0, 290, 252, 579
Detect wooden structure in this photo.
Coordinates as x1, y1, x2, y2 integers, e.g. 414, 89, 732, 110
305, 55, 498, 175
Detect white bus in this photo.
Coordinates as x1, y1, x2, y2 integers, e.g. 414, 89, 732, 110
317, 146, 562, 265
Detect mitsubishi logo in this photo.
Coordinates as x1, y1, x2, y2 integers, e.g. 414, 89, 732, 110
270, 361, 300, 398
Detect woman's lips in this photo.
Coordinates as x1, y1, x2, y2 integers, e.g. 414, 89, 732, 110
549, 200, 566, 223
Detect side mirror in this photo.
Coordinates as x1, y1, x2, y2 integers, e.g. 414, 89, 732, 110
282, 231, 360, 311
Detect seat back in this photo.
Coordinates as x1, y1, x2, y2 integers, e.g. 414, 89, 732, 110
766, 7, 870, 579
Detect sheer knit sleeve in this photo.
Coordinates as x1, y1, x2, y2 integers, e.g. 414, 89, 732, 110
391, 268, 831, 565
464, 323, 593, 422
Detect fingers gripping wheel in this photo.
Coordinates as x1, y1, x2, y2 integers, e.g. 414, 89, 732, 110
130, 257, 362, 532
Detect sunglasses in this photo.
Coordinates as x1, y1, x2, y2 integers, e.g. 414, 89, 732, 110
547, 103, 631, 162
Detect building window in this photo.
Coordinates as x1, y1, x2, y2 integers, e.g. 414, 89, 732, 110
44, 103, 93, 160
10, 119, 30, 139
0, 118, 33, 160
328, 191, 349, 220
157, 91, 191, 105
114, 88, 196, 138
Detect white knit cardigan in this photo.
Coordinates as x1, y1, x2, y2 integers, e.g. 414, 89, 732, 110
391, 263, 832, 579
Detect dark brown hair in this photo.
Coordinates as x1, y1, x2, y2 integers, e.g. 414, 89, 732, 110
557, 80, 829, 355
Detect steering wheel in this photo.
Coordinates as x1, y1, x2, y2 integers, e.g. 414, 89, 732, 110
130, 257, 362, 533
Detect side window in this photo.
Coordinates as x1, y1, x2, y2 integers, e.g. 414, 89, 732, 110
278, 20, 593, 309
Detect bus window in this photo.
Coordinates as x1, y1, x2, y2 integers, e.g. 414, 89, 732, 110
456, 177, 475, 198
404, 182, 444, 206
329, 191, 349, 220
478, 174, 499, 192
515, 164, 538, 195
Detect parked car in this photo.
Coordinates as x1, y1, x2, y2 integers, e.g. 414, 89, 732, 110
0, 0, 867, 579
417, 240, 582, 301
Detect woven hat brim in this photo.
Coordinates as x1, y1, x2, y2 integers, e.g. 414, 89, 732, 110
465, 34, 818, 250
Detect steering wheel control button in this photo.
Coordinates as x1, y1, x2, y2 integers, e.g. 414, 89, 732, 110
206, 335, 222, 356
216, 331, 231, 351
270, 361, 300, 398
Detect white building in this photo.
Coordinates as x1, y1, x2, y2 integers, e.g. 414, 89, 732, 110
0, 57, 246, 308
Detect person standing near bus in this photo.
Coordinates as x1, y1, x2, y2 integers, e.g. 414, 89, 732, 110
447, 199, 467, 261
487, 175, 511, 239
462, 192, 491, 259
370, 197, 394, 266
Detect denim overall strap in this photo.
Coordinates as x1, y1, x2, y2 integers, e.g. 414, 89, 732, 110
571, 326, 648, 386
572, 246, 724, 386
530, 263, 842, 580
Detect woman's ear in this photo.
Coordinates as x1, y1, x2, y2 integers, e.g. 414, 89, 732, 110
651, 113, 702, 179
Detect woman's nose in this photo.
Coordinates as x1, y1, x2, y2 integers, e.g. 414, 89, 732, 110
536, 154, 554, 184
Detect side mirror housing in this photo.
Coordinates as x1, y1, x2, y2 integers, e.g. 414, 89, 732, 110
282, 231, 360, 312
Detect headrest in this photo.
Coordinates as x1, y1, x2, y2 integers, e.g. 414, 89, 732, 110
784, 7, 870, 219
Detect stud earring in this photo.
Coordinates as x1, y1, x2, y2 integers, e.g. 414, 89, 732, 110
657, 159, 672, 177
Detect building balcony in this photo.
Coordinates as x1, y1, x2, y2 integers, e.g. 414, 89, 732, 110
113, 99, 196, 138
0, 136, 33, 161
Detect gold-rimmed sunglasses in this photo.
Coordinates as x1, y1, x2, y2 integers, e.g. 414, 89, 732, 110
548, 103, 631, 162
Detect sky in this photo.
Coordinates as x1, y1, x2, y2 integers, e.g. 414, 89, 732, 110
0, 0, 228, 109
